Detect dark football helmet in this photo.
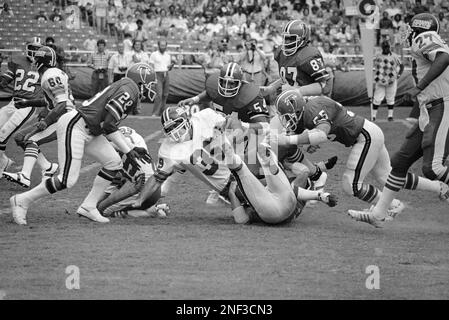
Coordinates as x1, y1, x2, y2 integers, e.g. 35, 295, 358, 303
125, 62, 157, 100
275, 89, 306, 132
161, 106, 192, 142
401, 13, 440, 46
218, 62, 243, 98
25, 37, 43, 61
34, 46, 57, 70
281, 20, 310, 56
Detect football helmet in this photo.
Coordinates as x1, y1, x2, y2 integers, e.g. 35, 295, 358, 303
281, 20, 310, 56
34, 46, 57, 70
25, 37, 43, 61
275, 89, 306, 132
161, 106, 192, 142
218, 62, 243, 98
401, 13, 440, 47
125, 63, 157, 101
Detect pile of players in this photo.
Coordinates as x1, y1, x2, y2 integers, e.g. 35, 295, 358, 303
1, 13, 448, 228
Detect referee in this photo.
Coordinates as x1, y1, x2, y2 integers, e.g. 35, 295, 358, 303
88, 39, 110, 95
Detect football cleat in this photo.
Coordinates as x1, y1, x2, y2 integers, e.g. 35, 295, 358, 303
439, 182, 449, 204
2, 172, 31, 188
10, 195, 28, 225
347, 207, 385, 228
42, 163, 59, 178
317, 191, 338, 207
77, 207, 110, 223
386, 199, 405, 220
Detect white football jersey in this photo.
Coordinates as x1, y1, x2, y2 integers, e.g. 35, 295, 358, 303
157, 108, 231, 192
41, 67, 74, 109
114, 126, 154, 182
411, 31, 449, 102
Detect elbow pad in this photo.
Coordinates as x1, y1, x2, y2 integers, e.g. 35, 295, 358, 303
308, 129, 328, 146
106, 130, 132, 154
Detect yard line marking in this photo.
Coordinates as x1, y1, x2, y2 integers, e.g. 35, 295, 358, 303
375, 119, 414, 129
79, 130, 162, 174
128, 115, 161, 120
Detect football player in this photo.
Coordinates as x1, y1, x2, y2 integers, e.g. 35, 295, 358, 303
0, 37, 45, 175
3, 46, 73, 188
9, 62, 155, 225
101, 126, 170, 218
217, 113, 338, 225
274, 90, 407, 215
261, 20, 332, 97
178, 62, 331, 189
348, 13, 449, 227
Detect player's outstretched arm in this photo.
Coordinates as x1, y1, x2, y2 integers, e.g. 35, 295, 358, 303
14, 98, 48, 109
133, 174, 164, 209
40, 101, 67, 129
178, 90, 209, 107
97, 175, 145, 213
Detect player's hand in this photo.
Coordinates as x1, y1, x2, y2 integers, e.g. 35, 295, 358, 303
154, 203, 170, 218
36, 120, 48, 131
125, 149, 143, 170
318, 192, 338, 207
132, 146, 152, 164
224, 114, 244, 131
269, 132, 290, 146
177, 97, 196, 107
307, 144, 320, 153
111, 172, 127, 188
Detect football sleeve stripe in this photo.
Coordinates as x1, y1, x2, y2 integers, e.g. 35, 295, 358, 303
311, 68, 327, 76
110, 98, 125, 113
105, 103, 122, 122
2, 70, 14, 80
286, 148, 304, 163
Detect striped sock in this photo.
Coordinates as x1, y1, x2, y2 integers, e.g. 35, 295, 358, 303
354, 183, 379, 203
372, 173, 406, 219
404, 172, 419, 190
22, 143, 40, 178
385, 173, 406, 192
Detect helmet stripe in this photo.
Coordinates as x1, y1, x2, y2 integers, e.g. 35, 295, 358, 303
229, 62, 237, 77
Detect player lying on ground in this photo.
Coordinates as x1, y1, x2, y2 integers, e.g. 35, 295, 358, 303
97, 107, 336, 224
215, 114, 338, 225
9, 62, 155, 225
100, 126, 170, 218
348, 13, 449, 228
0, 37, 46, 176
3, 46, 73, 188
178, 62, 331, 192
274, 89, 406, 216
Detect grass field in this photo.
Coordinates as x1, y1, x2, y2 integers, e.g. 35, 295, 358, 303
0, 102, 448, 300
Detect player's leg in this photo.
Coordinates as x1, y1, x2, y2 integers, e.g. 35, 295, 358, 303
4, 123, 58, 187
385, 81, 397, 121
80, 135, 123, 211
10, 111, 86, 225
0, 99, 17, 128
0, 107, 36, 174
421, 101, 449, 184
372, 84, 385, 121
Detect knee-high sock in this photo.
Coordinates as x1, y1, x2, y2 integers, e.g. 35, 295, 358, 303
372, 103, 380, 118
293, 185, 321, 201
80, 170, 116, 209
403, 172, 441, 193
387, 104, 394, 118
373, 172, 406, 219
21, 144, 39, 178
17, 180, 52, 207
36, 152, 52, 171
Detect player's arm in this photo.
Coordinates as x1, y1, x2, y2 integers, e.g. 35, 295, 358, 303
279, 122, 330, 146
38, 101, 67, 129
260, 78, 283, 96
177, 90, 211, 107
298, 54, 331, 96
416, 51, 449, 91
228, 181, 250, 224
133, 156, 175, 209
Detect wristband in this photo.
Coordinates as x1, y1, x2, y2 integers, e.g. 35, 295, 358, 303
192, 96, 200, 104
106, 130, 132, 154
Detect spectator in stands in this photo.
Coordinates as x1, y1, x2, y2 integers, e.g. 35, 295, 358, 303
413, 0, 429, 14
232, 6, 246, 26
157, 9, 171, 36
134, 19, 149, 44
438, 11, 449, 30
94, 0, 108, 34
329, 8, 342, 25
143, 11, 158, 31
107, 0, 118, 37
66, 8, 78, 29
237, 38, 267, 87
116, 13, 127, 39
83, 30, 97, 51
123, 14, 138, 36
184, 22, 199, 41
149, 40, 176, 117
378, 11, 394, 46
79, 1, 94, 26
108, 42, 131, 83
203, 41, 231, 73
118, 0, 132, 17
35, 9, 48, 22
0, 2, 13, 17
122, 33, 133, 53
68, 45, 81, 63
372, 40, 403, 122
87, 38, 110, 95
276, 6, 290, 20
130, 40, 150, 64
50, 7, 64, 22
